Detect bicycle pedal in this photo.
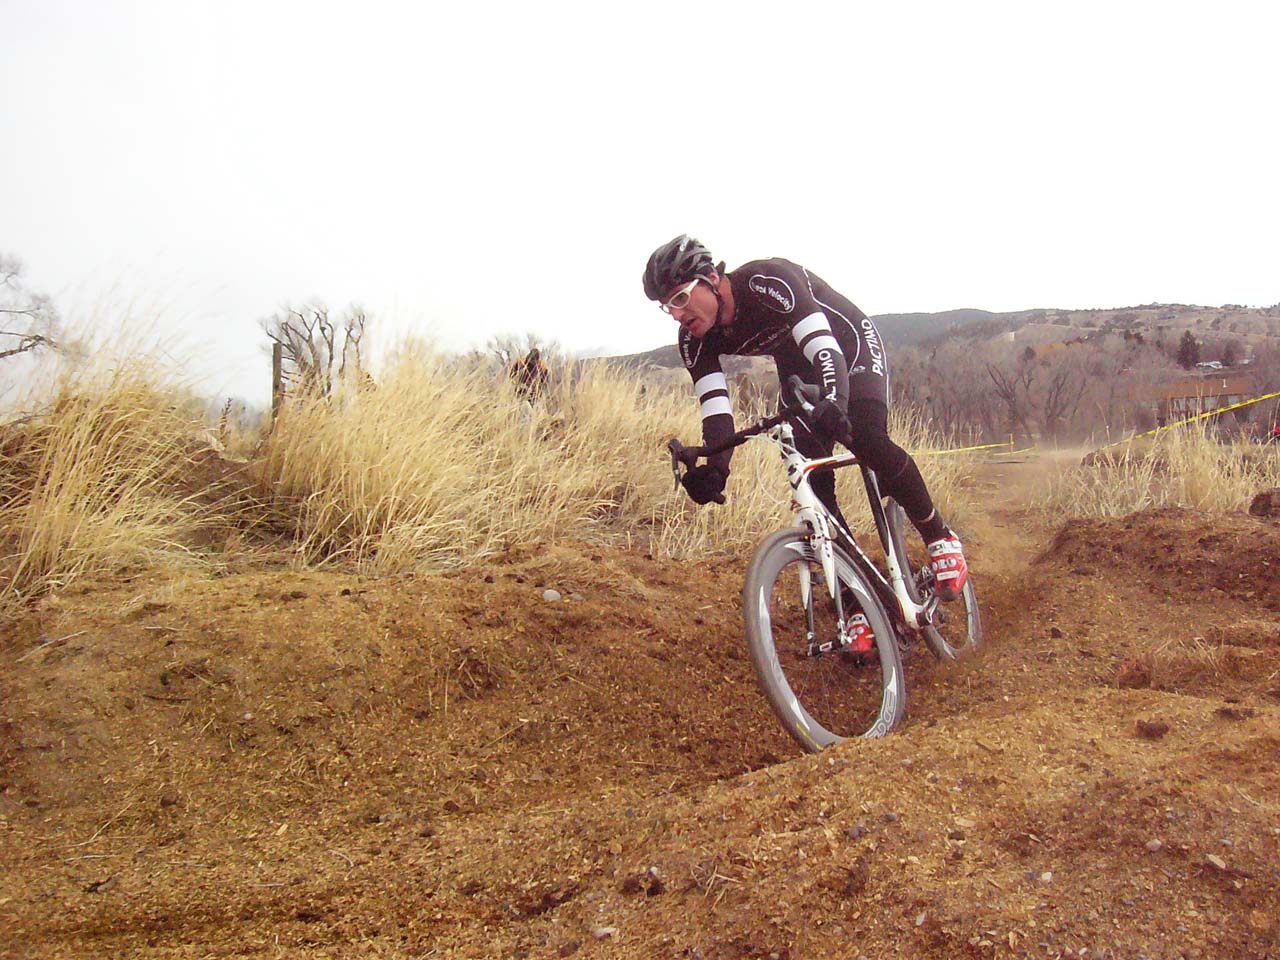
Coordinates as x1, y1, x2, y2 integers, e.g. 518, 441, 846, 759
839, 649, 879, 669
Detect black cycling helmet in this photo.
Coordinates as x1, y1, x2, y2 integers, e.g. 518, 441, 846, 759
643, 235, 716, 301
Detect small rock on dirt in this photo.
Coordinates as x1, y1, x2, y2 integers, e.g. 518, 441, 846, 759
1136, 718, 1170, 740
1214, 705, 1256, 721
1145, 839, 1163, 852
843, 859, 871, 896
543, 589, 562, 602
591, 926, 617, 940
1118, 658, 1152, 689
1206, 853, 1228, 871
1247, 488, 1280, 518
620, 867, 664, 897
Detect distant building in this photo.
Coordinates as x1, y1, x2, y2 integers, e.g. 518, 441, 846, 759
1151, 371, 1256, 423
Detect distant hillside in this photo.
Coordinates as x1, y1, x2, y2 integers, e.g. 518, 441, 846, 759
605, 303, 1280, 370
606, 310, 1001, 372
872, 308, 1002, 346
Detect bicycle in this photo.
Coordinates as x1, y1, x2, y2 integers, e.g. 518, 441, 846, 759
668, 377, 982, 753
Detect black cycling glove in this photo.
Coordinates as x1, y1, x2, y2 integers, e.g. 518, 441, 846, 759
808, 398, 852, 446
681, 464, 727, 505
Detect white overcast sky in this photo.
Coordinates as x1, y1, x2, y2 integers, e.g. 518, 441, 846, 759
3, 0, 1278, 402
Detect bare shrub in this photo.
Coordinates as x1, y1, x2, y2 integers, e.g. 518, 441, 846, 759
0, 254, 59, 362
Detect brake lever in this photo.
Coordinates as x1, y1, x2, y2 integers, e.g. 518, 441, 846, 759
786, 374, 819, 414
666, 438, 686, 490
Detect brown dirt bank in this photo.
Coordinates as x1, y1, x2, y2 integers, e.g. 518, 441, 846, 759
2, 504, 1279, 959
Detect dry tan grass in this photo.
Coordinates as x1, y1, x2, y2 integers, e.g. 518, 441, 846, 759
254, 348, 687, 569
255, 344, 975, 569
0, 364, 211, 614
1, 342, 978, 612
1034, 425, 1280, 519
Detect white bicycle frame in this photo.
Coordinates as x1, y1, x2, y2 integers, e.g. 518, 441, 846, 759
770, 419, 938, 644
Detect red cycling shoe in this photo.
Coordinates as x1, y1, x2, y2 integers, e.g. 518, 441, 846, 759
927, 535, 968, 602
847, 612, 875, 654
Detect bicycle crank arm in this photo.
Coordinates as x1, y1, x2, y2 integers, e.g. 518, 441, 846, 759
915, 594, 940, 629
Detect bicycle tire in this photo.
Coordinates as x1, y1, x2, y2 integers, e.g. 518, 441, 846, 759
885, 500, 983, 662
742, 529, 906, 752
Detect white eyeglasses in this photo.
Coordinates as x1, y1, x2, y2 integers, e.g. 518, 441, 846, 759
659, 278, 701, 314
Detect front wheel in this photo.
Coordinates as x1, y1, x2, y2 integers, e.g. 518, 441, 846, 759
742, 529, 906, 753
922, 575, 982, 662
884, 500, 984, 662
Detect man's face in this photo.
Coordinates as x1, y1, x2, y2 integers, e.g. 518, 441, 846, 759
663, 274, 718, 338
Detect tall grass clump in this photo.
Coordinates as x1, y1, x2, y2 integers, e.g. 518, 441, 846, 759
0, 363, 210, 613
255, 345, 712, 569
1035, 424, 1280, 518
255, 345, 979, 570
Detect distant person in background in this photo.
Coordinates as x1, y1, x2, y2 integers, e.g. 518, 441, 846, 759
643, 234, 968, 602
509, 347, 549, 402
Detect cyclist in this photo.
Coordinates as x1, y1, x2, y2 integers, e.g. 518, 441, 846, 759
644, 234, 968, 602
508, 347, 549, 402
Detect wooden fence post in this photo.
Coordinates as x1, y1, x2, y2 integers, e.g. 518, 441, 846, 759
271, 343, 283, 425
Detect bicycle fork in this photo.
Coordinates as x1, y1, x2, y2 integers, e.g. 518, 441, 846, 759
785, 450, 870, 657
796, 558, 859, 656
784, 438, 938, 649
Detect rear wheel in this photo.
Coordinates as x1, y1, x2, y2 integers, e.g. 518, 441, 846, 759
742, 529, 906, 752
885, 500, 983, 661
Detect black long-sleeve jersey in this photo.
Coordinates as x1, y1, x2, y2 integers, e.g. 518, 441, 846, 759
679, 257, 889, 470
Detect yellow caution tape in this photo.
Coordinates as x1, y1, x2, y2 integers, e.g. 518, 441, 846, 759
916, 437, 1033, 457
1092, 388, 1280, 451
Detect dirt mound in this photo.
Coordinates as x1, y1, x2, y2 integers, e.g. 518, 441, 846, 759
1038, 506, 1280, 609
0, 541, 795, 818
3, 502, 1280, 959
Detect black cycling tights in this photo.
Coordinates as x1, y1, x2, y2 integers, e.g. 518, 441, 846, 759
794, 398, 948, 543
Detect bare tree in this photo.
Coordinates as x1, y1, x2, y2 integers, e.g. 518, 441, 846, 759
339, 307, 369, 382
261, 303, 370, 397
1078, 335, 1178, 439
1037, 360, 1088, 442
897, 334, 1189, 445
986, 347, 1038, 442
894, 342, 1002, 442
927, 348, 1000, 441
0, 254, 60, 361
